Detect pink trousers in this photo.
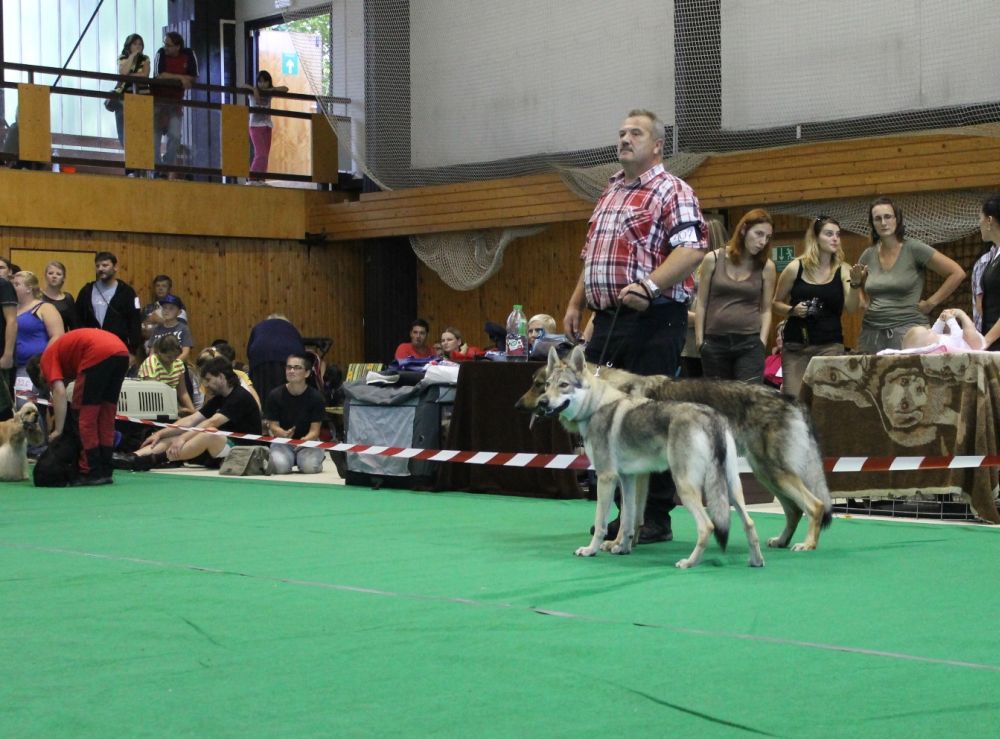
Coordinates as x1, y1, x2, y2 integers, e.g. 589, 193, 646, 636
249, 125, 272, 177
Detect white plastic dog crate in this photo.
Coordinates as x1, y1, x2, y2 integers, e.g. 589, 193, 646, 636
65, 379, 179, 420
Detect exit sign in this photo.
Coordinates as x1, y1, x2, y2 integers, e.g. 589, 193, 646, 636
772, 245, 795, 272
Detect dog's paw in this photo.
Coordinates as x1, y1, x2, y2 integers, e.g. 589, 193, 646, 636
674, 558, 694, 569
610, 539, 633, 555
789, 542, 816, 552
574, 545, 599, 557
599, 540, 615, 552
766, 536, 789, 548
748, 555, 765, 568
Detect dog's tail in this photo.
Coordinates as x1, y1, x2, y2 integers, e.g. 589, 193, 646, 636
704, 422, 734, 551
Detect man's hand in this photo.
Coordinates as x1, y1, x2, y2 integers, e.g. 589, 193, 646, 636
563, 306, 582, 340
0, 355, 11, 370
47, 429, 62, 443
140, 432, 159, 449
617, 283, 652, 312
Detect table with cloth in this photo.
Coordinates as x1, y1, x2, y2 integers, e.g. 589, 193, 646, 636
801, 352, 1000, 523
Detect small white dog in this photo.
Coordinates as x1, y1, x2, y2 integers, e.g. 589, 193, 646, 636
0, 403, 45, 481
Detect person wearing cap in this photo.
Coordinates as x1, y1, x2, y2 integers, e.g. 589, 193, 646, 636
146, 294, 194, 362
142, 274, 189, 333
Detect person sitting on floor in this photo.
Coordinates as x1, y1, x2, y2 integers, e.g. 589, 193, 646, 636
197, 346, 260, 407
880, 308, 986, 355
138, 333, 195, 415
119, 356, 261, 471
263, 352, 327, 474
394, 318, 434, 361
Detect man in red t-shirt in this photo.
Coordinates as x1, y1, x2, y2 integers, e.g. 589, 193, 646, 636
27, 329, 129, 485
393, 318, 435, 361
153, 32, 198, 169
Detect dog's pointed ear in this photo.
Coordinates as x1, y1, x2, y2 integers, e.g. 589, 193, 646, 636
546, 345, 560, 373
568, 345, 586, 373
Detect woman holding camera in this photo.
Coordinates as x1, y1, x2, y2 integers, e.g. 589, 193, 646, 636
772, 216, 862, 398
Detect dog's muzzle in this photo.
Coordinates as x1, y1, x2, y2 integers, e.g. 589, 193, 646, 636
535, 397, 569, 418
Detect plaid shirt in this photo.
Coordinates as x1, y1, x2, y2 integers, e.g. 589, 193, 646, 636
581, 163, 707, 310
972, 244, 1000, 330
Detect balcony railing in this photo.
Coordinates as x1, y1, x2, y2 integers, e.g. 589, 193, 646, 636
0, 61, 350, 185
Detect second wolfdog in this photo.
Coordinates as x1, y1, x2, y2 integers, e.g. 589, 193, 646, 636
517, 357, 833, 551
538, 346, 764, 568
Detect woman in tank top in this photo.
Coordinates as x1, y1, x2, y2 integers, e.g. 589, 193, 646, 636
771, 216, 863, 398
40, 260, 78, 332
13, 270, 64, 404
695, 208, 777, 383
977, 193, 1000, 351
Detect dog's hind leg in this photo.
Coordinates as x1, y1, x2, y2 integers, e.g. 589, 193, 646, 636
766, 494, 802, 549
728, 475, 764, 568
773, 473, 828, 551
673, 481, 713, 569
577, 472, 617, 557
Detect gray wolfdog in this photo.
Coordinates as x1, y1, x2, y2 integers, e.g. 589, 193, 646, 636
516, 356, 833, 551
537, 346, 764, 569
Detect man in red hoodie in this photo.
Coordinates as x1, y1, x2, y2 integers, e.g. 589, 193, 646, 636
27, 329, 129, 485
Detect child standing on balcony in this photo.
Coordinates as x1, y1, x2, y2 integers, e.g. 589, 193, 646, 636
243, 70, 288, 186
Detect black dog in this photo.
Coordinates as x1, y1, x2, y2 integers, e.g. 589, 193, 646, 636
33, 429, 81, 488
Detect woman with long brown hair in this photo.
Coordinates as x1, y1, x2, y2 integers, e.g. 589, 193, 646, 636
695, 208, 777, 382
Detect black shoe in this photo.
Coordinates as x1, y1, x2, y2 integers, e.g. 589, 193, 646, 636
589, 517, 621, 541
638, 520, 673, 544
71, 475, 114, 486
113, 451, 161, 471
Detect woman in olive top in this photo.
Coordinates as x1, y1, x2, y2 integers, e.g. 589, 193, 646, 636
853, 197, 965, 353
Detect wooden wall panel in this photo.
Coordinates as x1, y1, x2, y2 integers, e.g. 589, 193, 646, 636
123, 93, 155, 171
0, 169, 339, 241
309, 130, 1000, 241
16, 84, 51, 163
416, 222, 590, 350
0, 227, 366, 370
221, 104, 251, 178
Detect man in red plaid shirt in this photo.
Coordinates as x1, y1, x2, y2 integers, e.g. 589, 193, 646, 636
563, 109, 708, 544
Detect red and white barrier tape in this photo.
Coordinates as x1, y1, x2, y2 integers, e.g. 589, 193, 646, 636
105, 413, 1000, 474
22, 396, 1000, 472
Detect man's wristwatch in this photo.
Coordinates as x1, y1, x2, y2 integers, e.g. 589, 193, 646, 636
642, 277, 661, 299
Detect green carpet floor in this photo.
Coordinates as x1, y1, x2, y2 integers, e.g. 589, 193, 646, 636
2, 473, 999, 737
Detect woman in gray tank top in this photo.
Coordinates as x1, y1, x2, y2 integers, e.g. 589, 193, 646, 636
695, 208, 777, 383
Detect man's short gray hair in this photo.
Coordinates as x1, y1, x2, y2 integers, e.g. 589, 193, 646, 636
626, 109, 666, 143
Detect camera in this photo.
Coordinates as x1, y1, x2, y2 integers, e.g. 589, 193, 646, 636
805, 297, 824, 318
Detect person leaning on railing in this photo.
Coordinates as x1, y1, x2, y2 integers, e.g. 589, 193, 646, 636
113, 34, 150, 177
152, 32, 198, 174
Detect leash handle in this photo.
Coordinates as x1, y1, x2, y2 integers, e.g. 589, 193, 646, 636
593, 302, 623, 374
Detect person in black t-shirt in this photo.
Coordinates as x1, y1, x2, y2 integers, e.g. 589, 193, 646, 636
122, 356, 261, 470
263, 352, 326, 474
